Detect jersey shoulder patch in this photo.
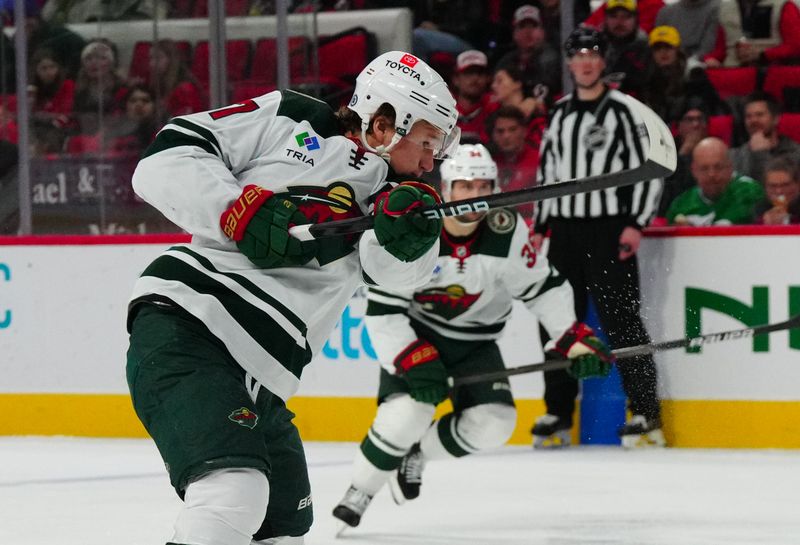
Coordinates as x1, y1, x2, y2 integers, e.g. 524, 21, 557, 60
475, 209, 519, 257
277, 89, 339, 138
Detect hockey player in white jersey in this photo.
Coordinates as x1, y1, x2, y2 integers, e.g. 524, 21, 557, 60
332, 144, 615, 529
125, 51, 462, 545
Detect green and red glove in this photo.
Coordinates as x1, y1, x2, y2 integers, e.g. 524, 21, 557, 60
374, 182, 443, 262
394, 339, 449, 405
547, 322, 614, 379
220, 184, 317, 269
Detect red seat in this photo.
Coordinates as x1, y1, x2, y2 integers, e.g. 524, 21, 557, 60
192, 39, 252, 84
705, 67, 757, 100
0, 94, 16, 114
707, 114, 734, 145
317, 31, 372, 81
777, 112, 800, 143
763, 66, 800, 105
231, 81, 278, 103
193, 0, 250, 17
65, 135, 101, 155
251, 37, 310, 84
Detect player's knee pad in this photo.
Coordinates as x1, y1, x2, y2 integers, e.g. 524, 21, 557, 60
173, 467, 269, 545
371, 393, 436, 450
456, 403, 517, 450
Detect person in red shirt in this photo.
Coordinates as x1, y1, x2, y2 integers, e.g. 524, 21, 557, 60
488, 105, 540, 222
452, 50, 494, 144
148, 39, 206, 119
29, 47, 75, 122
736, 0, 800, 65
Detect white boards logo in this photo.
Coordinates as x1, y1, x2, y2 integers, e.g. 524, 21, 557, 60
685, 287, 800, 353
0, 263, 10, 329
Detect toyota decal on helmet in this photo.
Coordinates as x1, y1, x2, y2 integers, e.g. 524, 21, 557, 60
348, 51, 461, 160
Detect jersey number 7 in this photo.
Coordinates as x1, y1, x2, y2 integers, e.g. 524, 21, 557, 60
209, 99, 260, 120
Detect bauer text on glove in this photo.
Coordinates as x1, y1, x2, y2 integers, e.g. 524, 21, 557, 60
220, 184, 318, 268
394, 339, 449, 404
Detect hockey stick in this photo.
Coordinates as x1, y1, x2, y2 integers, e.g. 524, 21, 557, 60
451, 314, 800, 387
290, 98, 677, 241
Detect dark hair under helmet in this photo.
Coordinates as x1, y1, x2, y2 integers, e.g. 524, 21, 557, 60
564, 26, 608, 58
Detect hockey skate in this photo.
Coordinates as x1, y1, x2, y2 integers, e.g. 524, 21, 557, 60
619, 415, 666, 448
389, 443, 424, 505
332, 486, 373, 535
531, 414, 572, 449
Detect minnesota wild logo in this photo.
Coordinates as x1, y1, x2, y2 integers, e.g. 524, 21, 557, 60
414, 284, 482, 320
229, 407, 258, 429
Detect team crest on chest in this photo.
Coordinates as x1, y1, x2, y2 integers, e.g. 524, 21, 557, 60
583, 124, 608, 151
414, 284, 482, 320
487, 208, 516, 234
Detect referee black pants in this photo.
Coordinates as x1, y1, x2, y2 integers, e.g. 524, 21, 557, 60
541, 217, 661, 424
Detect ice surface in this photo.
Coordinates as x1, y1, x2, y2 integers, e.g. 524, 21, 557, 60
1, 437, 799, 545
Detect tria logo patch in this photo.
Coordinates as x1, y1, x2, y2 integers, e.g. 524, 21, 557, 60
400, 54, 419, 68
229, 407, 258, 429
295, 131, 320, 151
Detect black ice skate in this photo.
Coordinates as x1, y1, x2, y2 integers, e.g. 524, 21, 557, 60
332, 485, 373, 533
531, 414, 572, 449
619, 415, 666, 448
389, 443, 425, 504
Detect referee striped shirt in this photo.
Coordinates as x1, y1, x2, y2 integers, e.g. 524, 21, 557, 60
535, 88, 662, 229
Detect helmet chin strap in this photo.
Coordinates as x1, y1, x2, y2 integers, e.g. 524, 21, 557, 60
359, 120, 403, 161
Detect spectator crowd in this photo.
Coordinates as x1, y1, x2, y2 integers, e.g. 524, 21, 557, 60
1, 0, 800, 229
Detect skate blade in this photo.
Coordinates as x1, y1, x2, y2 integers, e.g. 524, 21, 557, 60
533, 431, 571, 449
335, 522, 351, 538
621, 429, 666, 449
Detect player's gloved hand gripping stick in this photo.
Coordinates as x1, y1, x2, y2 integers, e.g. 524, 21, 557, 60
289, 98, 677, 242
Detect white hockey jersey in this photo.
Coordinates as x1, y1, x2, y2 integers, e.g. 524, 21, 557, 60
365, 209, 577, 373
128, 90, 439, 401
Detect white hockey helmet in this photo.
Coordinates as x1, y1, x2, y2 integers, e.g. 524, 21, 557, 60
348, 51, 460, 159
439, 143, 498, 199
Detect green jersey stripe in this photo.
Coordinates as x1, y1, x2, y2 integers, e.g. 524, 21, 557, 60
170, 246, 307, 333
366, 299, 406, 316
143, 129, 219, 158
171, 118, 223, 156
521, 271, 567, 303
369, 287, 411, 302
142, 255, 310, 378
411, 312, 505, 335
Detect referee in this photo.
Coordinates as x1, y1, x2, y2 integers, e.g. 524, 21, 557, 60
531, 26, 665, 449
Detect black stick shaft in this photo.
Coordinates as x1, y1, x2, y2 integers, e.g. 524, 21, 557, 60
451, 315, 800, 387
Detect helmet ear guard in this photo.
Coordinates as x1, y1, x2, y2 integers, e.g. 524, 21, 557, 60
348, 51, 460, 159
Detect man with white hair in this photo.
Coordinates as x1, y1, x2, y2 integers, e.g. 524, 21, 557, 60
332, 143, 613, 530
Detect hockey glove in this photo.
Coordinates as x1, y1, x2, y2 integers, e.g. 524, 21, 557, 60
221, 185, 318, 269
373, 182, 443, 262
394, 339, 449, 405
546, 322, 614, 380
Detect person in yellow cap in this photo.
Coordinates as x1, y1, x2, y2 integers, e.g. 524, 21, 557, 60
603, 0, 651, 96
641, 24, 729, 123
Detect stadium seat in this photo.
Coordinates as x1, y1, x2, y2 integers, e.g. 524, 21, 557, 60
763, 66, 800, 106
65, 135, 101, 155
317, 29, 375, 83
707, 114, 734, 145
705, 67, 757, 100
192, 0, 250, 17
192, 39, 252, 84
251, 37, 310, 84
777, 112, 800, 143
231, 81, 277, 103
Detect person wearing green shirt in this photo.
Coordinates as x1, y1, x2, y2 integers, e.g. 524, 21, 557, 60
667, 137, 765, 225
